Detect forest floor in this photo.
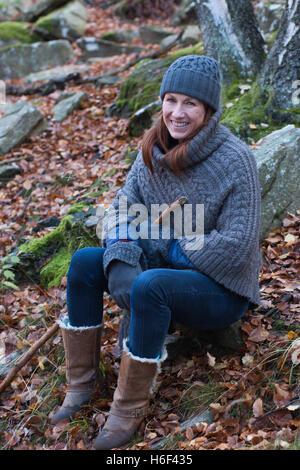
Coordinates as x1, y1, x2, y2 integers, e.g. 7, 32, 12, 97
0, 2, 299, 451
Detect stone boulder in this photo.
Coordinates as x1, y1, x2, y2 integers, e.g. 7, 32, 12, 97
161, 25, 202, 48
171, 0, 197, 26
252, 125, 300, 239
0, 101, 47, 155
100, 29, 139, 44
0, 40, 74, 79
34, 0, 89, 40
138, 25, 174, 44
0, 163, 22, 183
24, 63, 89, 83
52, 90, 88, 122
76, 37, 144, 59
0, 0, 35, 21
21, 0, 70, 22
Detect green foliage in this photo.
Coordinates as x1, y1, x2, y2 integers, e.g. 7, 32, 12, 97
0, 254, 20, 291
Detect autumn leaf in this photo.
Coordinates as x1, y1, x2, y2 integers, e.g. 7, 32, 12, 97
248, 326, 270, 343
207, 352, 216, 367
273, 384, 291, 407
185, 426, 194, 440
253, 398, 263, 418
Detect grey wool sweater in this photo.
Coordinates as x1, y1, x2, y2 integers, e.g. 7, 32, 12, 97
102, 107, 262, 307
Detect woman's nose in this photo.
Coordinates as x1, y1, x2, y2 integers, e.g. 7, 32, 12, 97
172, 104, 184, 117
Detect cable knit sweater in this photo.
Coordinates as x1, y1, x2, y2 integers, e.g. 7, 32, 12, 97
102, 107, 261, 307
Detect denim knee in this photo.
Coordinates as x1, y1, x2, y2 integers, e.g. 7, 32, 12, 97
130, 269, 165, 309
67, 247, 106, 289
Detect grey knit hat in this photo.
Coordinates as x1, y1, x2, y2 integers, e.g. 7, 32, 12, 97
160, 55, 221, 111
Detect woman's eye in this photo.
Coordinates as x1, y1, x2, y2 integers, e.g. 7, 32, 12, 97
187, 101, 196, 106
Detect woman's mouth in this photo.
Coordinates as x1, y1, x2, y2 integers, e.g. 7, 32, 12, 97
171, 121, 189, 128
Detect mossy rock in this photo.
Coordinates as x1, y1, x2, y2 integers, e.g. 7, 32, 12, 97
221, 80, 300, 143
0, 22, 42, 44
15, 210, 99, 289
34, 0, 88, 40
100, 29, 139, 44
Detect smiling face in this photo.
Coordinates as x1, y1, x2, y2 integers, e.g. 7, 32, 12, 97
162, 92, 206, 142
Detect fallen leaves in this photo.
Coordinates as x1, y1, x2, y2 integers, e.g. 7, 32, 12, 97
0, 2, 299, 453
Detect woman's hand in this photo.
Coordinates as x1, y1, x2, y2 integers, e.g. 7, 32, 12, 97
107, 260, 142, 310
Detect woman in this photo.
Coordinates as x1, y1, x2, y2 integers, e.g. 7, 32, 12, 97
50, 55, 261, 450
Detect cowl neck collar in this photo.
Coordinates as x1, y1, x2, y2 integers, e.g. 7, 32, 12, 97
152, 106, 230, 170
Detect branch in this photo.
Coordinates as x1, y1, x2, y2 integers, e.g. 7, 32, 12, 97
0, 322, 59, 395
84, 29, 184, 83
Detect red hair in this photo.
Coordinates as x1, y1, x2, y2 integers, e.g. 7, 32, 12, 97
141, 103, 214, 175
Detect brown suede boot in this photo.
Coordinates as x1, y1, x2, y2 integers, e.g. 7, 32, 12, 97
93, 341, 167, 450
50, 317, 102, 425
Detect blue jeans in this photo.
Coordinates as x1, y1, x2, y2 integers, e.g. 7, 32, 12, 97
67, 247, 249, 359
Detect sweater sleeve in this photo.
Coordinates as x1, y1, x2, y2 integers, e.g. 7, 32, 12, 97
178, 147, 261, 290
102, 151, 147, 277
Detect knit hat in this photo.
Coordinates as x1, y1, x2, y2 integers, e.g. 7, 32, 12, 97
160, 55, 221, 111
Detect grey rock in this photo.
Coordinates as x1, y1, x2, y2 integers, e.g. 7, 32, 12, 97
96, 75, 121, 86
76, 36, 144, 58
171, 319, 245, 353
22, 0, 70, 22
24, 64, 89, 83
52, 91, 88, 122
0, 40, 74, 80
34, 0, 89, 40
253, 125, 300, 238
0, 163, 22, 181
100, 29, 139, 44
171, 0, 197, 26
0, 101, 46, 154
161, 25, 201, 48
138, 25, 173, 44
0, 0, 35, 21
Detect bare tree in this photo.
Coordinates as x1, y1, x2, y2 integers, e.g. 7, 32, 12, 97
195, 0, 300, 111
194, 0, 266, 83
258, 0, 300, 109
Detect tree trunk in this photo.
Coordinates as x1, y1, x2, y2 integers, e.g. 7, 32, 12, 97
194, 0, 265, 84
258, 0, 300, 109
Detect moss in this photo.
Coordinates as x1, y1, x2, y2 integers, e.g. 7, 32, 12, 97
18, 215, 99, 288
35, 13, 57, 35
0, 22, 41, 44
39, 246, 71, 288
220, 80, 295, 142
19, 216, 73, 257
67, 201, 89, 214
